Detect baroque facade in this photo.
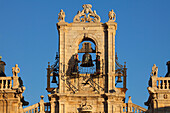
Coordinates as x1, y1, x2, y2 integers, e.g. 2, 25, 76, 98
0, 4, 169, 113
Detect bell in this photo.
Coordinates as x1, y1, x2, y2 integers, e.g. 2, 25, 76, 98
116, 75, 122, 83
80, 53, 94, 67
51, 75, 57, 83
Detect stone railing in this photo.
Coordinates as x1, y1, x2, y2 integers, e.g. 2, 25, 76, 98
23, 103, 39, 113
44, 102, 51, 113
157, 77, 170, 90
122, 103, 147, 113
0, 77, 13, 90
23, 95, 51, 113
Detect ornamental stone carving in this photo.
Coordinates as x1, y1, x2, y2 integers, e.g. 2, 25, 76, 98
79, 103, 93, 112
109, 9, 116, 21
150, 64, 158, 77
12, 64, 20, 77
73, 4, 101, 23
58, 9, 65, 22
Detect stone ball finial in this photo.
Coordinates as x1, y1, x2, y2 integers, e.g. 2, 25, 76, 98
40, 95, 44, 100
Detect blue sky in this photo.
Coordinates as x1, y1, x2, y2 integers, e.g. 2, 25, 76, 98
0, 0, 170, 108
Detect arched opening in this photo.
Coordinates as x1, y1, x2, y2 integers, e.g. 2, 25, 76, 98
78, 40, 96, 74
71, 37, 101, 75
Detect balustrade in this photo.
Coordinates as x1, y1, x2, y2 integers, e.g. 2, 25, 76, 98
23, 103, 39, 113
23, 96, 50, 113
157, 77, 170, 90
44, 102, 51, 113
0, 77, 12, 90
122, 103, 146, 113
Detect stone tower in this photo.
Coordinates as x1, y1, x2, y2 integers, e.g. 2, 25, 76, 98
0, 4, 148, 113
46, 4, 128, 113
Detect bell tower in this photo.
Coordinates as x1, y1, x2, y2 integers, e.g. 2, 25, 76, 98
46, 4, 127, 113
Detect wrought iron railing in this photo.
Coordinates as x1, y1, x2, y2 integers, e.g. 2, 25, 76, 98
78, 67, 96, 74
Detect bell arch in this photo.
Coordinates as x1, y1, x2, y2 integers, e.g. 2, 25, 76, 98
74, 33, 100, 53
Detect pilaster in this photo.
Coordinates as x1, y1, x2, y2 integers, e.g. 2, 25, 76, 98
106, 21, 117, 92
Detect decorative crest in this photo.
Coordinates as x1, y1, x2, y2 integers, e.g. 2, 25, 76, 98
109, 9, 116, 21
73, 4, 101, 23
58, 9, 65, 22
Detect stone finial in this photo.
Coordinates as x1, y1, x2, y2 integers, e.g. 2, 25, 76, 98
73, 4, 101, 23
58, 9, 65, 22
12, 64, 20, 77
40, 95, 44, 100
128, 96, 132, 103
39, 95, 45, 113
150, 64, 158, 77
0, 56, 2, 61
109, 9, 116, 21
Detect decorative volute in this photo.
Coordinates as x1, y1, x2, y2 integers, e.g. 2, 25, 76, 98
73, 4, 101, 23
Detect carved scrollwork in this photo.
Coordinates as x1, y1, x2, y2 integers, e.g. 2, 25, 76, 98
73, 4, 101, 23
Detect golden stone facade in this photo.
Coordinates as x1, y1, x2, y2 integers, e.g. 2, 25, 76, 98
0, 4, 169, 113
